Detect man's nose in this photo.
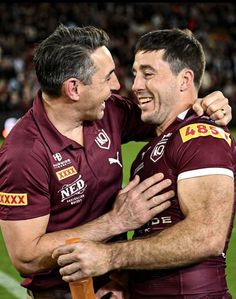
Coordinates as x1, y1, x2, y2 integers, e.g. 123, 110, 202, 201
110, 73, 120, 91
132, 75, 145, 92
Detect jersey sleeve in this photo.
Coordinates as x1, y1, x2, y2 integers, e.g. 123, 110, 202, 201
169, 122, 235, 181
0, 139, 51, 220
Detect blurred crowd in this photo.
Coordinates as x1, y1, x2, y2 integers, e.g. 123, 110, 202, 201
0, 2, 236, 131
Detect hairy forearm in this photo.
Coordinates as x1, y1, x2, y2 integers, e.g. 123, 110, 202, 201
54, 175, 234, 283
55, 212, 231, 282
37, 215, 125, 273
3, 172, 174, 275
108, 176, 234, 272
2, 212, 124, 276
109, 217, 228, 271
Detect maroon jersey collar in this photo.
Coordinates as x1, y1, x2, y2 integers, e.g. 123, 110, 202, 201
33, 90, 81, 153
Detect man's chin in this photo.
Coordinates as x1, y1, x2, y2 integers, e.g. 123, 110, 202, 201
141, 113, 152, 124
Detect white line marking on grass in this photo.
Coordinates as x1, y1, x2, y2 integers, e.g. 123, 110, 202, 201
0, 271, 26, 299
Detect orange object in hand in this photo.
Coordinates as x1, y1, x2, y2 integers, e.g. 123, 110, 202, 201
66, 238, 96, 299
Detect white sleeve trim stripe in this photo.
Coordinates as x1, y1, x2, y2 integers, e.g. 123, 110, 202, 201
178, 168, 234, 181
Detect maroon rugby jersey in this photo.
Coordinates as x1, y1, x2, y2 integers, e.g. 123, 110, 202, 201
0, 91, 154, 290
129, 109, 236, 298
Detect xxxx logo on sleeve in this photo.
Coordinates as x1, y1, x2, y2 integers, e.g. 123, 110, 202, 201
0, 192, 28, 206
56, 166, 78, 181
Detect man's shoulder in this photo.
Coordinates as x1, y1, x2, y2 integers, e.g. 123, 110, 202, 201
1, 111, 46, 163
173, 113, 233, 150
174, 110, 230, 135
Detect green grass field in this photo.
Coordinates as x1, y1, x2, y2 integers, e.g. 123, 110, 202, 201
0, 139, 235, 298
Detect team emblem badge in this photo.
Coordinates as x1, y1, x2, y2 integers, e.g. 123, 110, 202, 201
95, 129, 111, 150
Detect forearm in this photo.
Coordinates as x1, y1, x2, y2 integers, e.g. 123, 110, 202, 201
55, 216, 228, 282
109, 218, 226, 271
1, 212, 123, 276
109, 176, 234, 271
4, 172, 174, 275
53, 175, 234, 283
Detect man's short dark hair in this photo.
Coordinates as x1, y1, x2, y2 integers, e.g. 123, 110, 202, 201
135, 28, 206, 90
33, 24, 110, 97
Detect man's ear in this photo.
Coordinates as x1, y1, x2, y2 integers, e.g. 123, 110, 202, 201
63, 78, 81, 101
179, 69, 194, 92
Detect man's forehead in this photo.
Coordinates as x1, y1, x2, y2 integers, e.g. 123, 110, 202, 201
133, 49, 165, 69
135, 49, 164, 60
91, 46, 114, 65
91, 46, 115, 74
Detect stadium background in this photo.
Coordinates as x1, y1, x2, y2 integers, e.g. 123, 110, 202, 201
0, 2, 235, 298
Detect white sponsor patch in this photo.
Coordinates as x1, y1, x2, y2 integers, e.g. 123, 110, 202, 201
59, 175, 87, 205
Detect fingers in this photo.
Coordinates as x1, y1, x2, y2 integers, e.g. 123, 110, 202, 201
148, 201, 172, 219
57, 251, 78, 268
52, 244, 75, 260
147, 190, 175, 209
192, 98, 204, 116
204, 98, 229, 117
192, 91, 232, 126
201, 91, 228, 111
119, 175, 140, 195
132, 173, 165, 195
61, 268, 83, 282
111, 173, 174, 233
213, 105, 232, 126
141, 177, 172, 200
59, 262, 82, 278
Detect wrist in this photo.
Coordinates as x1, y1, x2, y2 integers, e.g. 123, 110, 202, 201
105, 211, 126, 236
108, 242, 127, 271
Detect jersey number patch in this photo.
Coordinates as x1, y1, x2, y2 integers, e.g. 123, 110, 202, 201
179, 123, 231, 145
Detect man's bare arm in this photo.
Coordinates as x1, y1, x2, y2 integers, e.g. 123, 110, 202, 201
53, 174, 233, 281
0, 173, 173, 275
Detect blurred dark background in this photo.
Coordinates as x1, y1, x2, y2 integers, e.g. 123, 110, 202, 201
0, 2, 236, 136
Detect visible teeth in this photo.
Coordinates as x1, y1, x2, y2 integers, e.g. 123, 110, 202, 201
138, 97, 152, 104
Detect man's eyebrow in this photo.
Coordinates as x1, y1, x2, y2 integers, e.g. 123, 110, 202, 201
132, 65, 156, 73
105, 69, 115, 79
140, 65, 156, 71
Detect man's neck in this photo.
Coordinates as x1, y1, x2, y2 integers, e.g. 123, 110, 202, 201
42, 93, 84, 145
156, 104, 192, 136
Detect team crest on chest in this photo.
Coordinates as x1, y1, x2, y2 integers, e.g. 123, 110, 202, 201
95, 129, 111, 150
150, 133, 172, 162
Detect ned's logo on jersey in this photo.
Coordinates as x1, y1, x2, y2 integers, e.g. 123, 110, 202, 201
58, 175, 87, 205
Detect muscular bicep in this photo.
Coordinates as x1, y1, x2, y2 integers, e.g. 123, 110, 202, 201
178, 174, 234, 248
0, 215, 49, 273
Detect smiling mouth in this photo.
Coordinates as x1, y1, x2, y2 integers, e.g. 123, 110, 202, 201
138, 97, 153, 106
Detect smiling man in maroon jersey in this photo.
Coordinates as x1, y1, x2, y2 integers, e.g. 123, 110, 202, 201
0, 24, 232, 299
53, 29, 236, 299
